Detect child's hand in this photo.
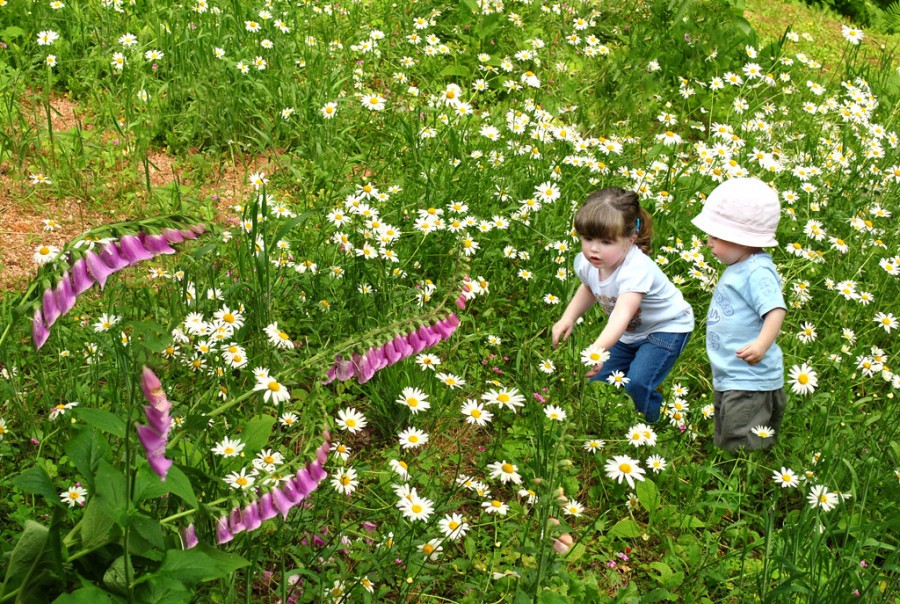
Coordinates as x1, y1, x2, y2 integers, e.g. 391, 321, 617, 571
736, 340, 767, 365
585, 363, 603, 378
551, 319, 574, 347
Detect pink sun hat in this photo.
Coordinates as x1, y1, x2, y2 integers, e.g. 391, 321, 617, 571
691, 177, 781, 247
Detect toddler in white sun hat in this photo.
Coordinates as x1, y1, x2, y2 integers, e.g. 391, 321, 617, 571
691, 177, 787, 452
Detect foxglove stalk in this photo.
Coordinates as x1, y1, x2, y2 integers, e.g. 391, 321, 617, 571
136, 367, 174, 480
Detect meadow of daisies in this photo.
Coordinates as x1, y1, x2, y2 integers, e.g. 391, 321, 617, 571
1, 0, 899, 601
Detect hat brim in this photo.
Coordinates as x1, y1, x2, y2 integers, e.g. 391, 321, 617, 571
691, 214, 778, 248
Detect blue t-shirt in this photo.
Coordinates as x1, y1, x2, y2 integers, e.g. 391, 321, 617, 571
706, 253, 785, 391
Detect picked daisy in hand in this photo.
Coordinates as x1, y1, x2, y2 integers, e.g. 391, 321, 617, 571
581, 343, 610, 367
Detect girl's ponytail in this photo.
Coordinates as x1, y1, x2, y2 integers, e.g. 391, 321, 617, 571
636, 207, 653, 255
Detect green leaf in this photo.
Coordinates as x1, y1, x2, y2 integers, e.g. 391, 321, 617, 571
1, 521, 49, 596
127, 513, 165, 554
94, 460, 128, 523
53, 584, 119, 603
608, 518, 642, 540
439, 65, 472, 79
134, 576, 191, 604
272, 211, 313, 244
79, 498, 117, 551
474, 14, 501, 40
163, 465, 199, 508
0, 518, 65, 601
538, 591, 569, 604
74, 408, 126, 438
133, 464, 170, 504
240, 415, 276, 454
65, 428, 112, 487
2, 26, 25, 41
636, 479, 660, 513
137, 544, 249, 586
12, 465, 59, 504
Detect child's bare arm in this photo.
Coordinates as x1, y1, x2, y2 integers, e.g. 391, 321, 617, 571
736, 307, 786, 365
585, 292, 643, 377
552, 284, 597, 347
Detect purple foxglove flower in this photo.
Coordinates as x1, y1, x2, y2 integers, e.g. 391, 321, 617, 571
54, 272, 76, 317
85, 250, 116, 290
419, 324, 441, 347
229, 506, 246, 535
32, 307, 50, 349
434, 316, 459, 340
271, 487, 293, 519
179, 228, 197, 240
141, 366, 169, 408
140, 232, 176, 256
356, 352, 377, 384
182, 524, 198, 549
137, 367, 174, 480
99, 242, 130, 271
294, 467, 316, 498
307, 459, 327, 483
42, 287, 61, 328
216, 515, 234, 544
317, 440, 330, 464
334, 356, 355, 381
455, 294, 467, 309
322, 365, 337, 385
281, 480, 304, 505
395, 335, 414, 359
407, 330, 426, 354
119, 235, 154, 265
136, 424, 167, 457
383, 338, 402, 364
371, 346, 389, 371
148, 455, 174, 478
258, 492, 278, 522
71, 257, 94, 295
162, 228, 184, 243
189, 223, 206, 235
243, 502, 262, 531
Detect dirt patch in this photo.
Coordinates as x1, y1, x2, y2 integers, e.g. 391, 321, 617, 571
17, 92, 91, 135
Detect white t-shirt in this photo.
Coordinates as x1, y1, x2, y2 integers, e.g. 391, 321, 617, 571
574, 246, 694, 344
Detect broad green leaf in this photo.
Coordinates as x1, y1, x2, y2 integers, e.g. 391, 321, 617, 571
163, 465, 199, 508
79, 498, 117, 551
636, 479, 660, 513
133, 464, 170, 503
1, 521, 49, 595
138, 544, 249, 586
65, 428, 111, 487
607, 518, 642, 540
134, 576, 190, 604
439, 65, 471, 79
240, 415, 276, 454
12, 465, 59, 504
74, 408, 126, 438
53, 584, 119, 603
94, 460, 128, 523
127, 513, 165, 554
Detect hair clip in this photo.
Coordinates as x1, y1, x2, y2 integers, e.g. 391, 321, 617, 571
635, 218, 641, 233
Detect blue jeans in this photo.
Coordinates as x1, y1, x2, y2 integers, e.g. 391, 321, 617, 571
589, 331, 691, 423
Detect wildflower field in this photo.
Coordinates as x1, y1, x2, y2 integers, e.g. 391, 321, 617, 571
1, 0, 899, 601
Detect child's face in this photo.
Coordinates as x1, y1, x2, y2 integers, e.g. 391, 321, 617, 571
580, 235, 634, 273
706, 235, 753, 265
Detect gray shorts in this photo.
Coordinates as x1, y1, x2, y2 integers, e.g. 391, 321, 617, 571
713, 389, 787, 452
